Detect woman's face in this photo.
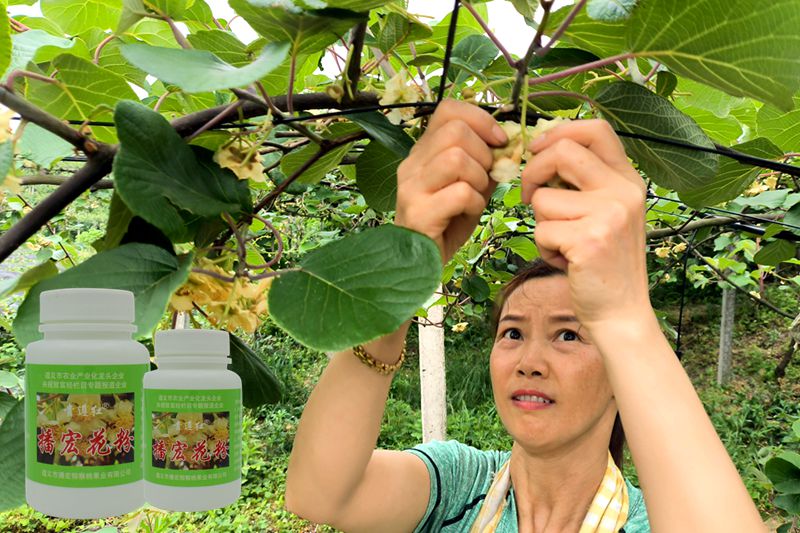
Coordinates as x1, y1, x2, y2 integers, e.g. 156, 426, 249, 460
490, 275, 617, 455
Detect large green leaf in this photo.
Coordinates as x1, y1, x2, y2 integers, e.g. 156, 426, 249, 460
375, 12, 432, 54
5, 29, 75, 79
147, 0, 190, 18
348, 111, 414, 157
355, 141, 400, 213
627, 0, 800, 111
765, 452, 800, 494
547, 5, 627, 58
756, 95, 800, 153
187, 29, 250, 66
504, 236, 539, 262
324, 0, 390, 10
587, 0, 636, 21
117, 0, 147, 34
595, 81, 718, 192
26, 54, 138, 143
448, 35, 498, 84
41, 0, 123, 35
280, 142, 353, 185
0, 400, 25, 512
96, 192, 135, 252
268, 225, 441, 352
13, 244, 193, 346
753, 240, 796, 267
113, 100, 250, 242
676, 106, 742, 145
673, 78, 748, 119
0, 260, 58, 299
120, 42, 289, 93
678, 138, 783, 208
17, 122, 74, 168
229, 0, 363, 56
229, 334, 282, 408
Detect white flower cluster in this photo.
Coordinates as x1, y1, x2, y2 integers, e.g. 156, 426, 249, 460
379, 70, 421, 125
489, 116, 570, 184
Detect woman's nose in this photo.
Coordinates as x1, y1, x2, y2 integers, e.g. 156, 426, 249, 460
515, 345, 549, 378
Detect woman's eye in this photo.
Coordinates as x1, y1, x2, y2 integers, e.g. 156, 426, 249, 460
501, 328, 522, 340
557, 329, 580, 342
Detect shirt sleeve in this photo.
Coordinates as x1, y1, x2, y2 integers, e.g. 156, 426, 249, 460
622, 480, 651, 532
403, 439, 501, 533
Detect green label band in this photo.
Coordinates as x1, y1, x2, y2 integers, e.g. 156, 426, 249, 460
144, 388, 241, 487
25, 363, 148, 488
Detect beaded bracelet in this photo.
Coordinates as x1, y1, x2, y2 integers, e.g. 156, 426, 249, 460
352, 342, 406, 375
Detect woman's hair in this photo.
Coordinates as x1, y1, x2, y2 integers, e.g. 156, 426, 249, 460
490, 258, 626, 470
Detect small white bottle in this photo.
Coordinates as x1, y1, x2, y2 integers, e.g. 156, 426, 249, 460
143, 329, 242, 512
25, 288, 148, 518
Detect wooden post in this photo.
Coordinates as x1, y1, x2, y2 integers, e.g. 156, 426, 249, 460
717, 287, 736, 385
418, 288, 447, 442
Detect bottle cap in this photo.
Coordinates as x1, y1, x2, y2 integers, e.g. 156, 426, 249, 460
155, 329, 230, 358
39, 288, 135, 325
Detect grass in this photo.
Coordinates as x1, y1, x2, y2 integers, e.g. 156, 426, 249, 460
1, 282, 799, 531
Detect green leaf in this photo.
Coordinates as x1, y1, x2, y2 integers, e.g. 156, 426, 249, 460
376, 12, 432, 54
504, 236, 539, 262
756, 95, 800, 153
26, 54, 138, 143
508, 0, 537, 21
41, 0, 123, 34
587, 0, 636, 21
17, 123, 74, 169
0, 260, 59, 299
655, 71, 677, 98
528, 48, 600, 70
627, 0, 800, 111
673, 78, 748, 119
268, 225, 441, 352
229, 334, 282, 408
547, 5, 627, 58
678, 138, 783, 208
187, 29, 249, 66
125, 18, 181, 48
13, 244, 193, 346
117, 0, 146, 34
5, 29, 76, 79
96, 192, 135, 252
732, 189, 789, 210
230, 0, 363, 56
0, 141, 13, 178
147, 0, 189, 18
462, 274, 490, 303
595, 81, 718, 192
113, 100, 250, 242
355, 141, 400, 213
0, 400, 25, 512
120, 42, 290, 93
324, 0, 390, 10
0, 371, 18, 388
448, 35, 498, 84
348, 111, 414, 157
753, 240, 796, 267
677, 106, 742, 145
0, 392, 16, 422
280, 142, 353, 185
765, 452, 800, 494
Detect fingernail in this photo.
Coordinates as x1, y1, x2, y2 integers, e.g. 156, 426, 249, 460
492, 124, 508, 145
529, 133, 547, 150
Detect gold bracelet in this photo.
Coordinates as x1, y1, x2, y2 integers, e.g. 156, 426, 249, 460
352, 342, 406, 375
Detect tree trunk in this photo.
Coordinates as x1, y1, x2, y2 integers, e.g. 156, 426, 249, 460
717, 287, 736, 386
418, 293, 447, 443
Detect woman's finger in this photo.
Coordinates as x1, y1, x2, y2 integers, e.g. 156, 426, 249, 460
412, 146, 490, 194
520, 138, 618, 203
527, 118, 632, 176
530, 187, 596, 221
428, 180, 488, 219
424, 98, 508, 149
411, 119, 496, 171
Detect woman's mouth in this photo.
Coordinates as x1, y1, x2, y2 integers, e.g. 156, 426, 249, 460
511, 394, 555, 410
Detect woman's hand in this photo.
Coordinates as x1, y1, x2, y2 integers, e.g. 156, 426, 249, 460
520, 119, 652, 329
395, 99, 508, 265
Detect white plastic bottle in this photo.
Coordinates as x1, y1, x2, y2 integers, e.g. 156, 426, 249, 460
143, 329, 242, 511
24, 288, 148, 518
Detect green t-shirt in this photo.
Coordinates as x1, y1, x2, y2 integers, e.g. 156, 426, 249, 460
405, 439, 650, 532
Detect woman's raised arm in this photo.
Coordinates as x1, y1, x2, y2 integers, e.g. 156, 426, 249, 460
283, 100, 508, 531
520, 119, 766, 532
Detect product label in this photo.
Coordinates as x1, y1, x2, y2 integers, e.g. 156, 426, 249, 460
25, 363, 148, 488
143, 388, 241, 487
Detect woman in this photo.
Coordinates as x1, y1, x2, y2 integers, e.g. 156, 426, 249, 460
284, 100, 766, 532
